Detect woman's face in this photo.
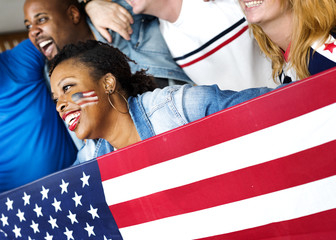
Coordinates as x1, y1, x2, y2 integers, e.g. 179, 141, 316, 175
239, 0, 288, 28
50, 59, 111, 140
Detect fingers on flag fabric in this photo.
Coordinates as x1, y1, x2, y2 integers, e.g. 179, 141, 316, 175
1, 67, 336, 240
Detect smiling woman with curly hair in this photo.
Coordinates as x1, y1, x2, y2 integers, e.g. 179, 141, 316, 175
49, 40, 279, 162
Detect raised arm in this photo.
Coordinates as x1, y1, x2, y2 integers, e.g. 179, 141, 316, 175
84, 0, 134, 42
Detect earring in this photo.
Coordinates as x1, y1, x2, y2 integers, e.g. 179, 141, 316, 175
107, 91, 129, 114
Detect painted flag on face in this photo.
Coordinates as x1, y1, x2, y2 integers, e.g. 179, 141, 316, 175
72, 91, 98, 108
1, 67, 336, 240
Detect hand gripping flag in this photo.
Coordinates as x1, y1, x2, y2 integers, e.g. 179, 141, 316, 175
1, 67, 336, 240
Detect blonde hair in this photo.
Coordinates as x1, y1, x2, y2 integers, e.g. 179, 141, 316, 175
250, 0, 336, 81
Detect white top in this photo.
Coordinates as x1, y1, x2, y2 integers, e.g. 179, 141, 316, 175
159, 0, 277, 90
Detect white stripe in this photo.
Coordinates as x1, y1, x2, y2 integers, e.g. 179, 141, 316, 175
80, 102, 98, 108
76, 96, 98, 105
83, 91, 96, 97
103, 103, 336, 205
311, 35, 336, 62
120, 176, 336, 240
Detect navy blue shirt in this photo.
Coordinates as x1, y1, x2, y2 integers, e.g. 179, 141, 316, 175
308, 32, 336, 75
280, 32, 336, 83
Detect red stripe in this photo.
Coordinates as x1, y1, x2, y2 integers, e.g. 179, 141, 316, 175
195, 209, 336, 240
179, 25, 248, 68
110, 141, 336, 228
97, 67, 336, 181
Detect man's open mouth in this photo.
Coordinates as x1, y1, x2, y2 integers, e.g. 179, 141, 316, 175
38, 39, 54, 58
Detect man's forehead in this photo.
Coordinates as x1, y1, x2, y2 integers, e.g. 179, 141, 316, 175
25, 0, 66, 14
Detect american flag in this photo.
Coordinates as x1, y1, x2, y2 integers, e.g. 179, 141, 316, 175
1, 67, 336, 239
0, 161, 122, 240
71, 91, 99, 108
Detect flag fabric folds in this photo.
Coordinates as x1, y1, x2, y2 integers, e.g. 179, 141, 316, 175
1, 67, 336, 239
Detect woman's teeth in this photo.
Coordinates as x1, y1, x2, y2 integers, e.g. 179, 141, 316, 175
65, 112, 80, 126
245, 1, 263, 8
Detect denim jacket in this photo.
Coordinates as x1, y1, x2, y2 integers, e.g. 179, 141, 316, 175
75, 84, 274, 164
88, 0, 191, 83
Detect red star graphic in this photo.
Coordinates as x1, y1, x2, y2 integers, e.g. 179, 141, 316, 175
323, 42, 336, 53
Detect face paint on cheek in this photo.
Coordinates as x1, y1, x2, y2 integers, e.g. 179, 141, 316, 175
71, 91, 99, 108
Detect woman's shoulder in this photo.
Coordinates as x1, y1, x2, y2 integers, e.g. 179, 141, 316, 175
139, 84, 191, 109
141, 84, 221, 103
133, 84, 220, 118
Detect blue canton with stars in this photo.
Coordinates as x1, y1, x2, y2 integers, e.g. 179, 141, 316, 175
0, 160, 123, 240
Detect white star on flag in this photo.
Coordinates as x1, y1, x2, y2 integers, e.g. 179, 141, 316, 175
22, 192, 31, 206
30, 220, 40, 233
104, 236, 112, 240
67, 210, 78, 224
64, 227, 74, 240
33, 204, 43, 217
12, 225, 21, 238
40, 186, 49, 200
80, 172, 90, 188
48, 216, 59, 229
44, 231, 53, 240
72, 192, 82, 207
5, 198, 13, 211
0, 214, 8, 227
60, 179, 69, 194
16, 209, 26, 222
51, 198, 62, 212
84, 222, 95, 237
87, 205, 99, 220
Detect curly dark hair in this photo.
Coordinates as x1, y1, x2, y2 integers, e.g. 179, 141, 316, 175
49, 40, 157, 96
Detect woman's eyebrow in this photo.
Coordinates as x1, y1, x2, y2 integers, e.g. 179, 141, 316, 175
57, 76, 76, 87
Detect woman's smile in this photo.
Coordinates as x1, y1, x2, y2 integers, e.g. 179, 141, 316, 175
62, 110, 81, 131
243, 0, 264, 9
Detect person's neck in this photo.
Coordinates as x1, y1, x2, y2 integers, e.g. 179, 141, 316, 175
73, 22, 95, 43
81, 25, 96, 41
149, 0, 183, 23
260, 11, 293, 51
100, 101, 141, 149
105, 112, 141, 150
